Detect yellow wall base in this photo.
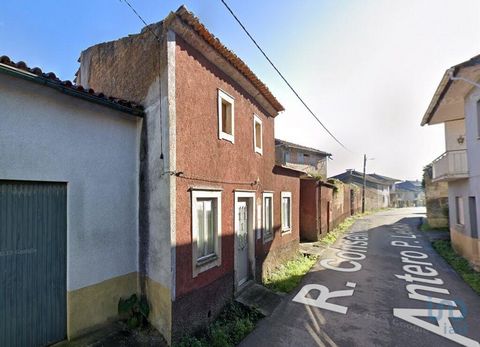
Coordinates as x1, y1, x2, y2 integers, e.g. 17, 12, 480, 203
67, 272, 139, 339
450, 228, 480, 271
143, 276, 172, 344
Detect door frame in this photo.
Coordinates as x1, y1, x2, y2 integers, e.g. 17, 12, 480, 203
234, 191, 256, 293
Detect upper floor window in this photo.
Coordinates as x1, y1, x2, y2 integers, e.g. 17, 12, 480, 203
281, 192, 292, 233
218, 89, 234, 143
477, 99, 480, 138
253, 115, 263, 155
263, 192, 274, 242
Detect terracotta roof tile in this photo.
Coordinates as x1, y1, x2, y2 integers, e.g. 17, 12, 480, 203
174, 6, 284, 113
0, 55, 143, 115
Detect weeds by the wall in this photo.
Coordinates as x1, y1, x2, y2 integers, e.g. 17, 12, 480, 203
319, 210, 378, 246
432, 240, 480, 295
263, 253, 318, 293
174, 301, 263, 347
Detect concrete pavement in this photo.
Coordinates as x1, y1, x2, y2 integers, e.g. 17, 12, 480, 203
241, 208, 480, 347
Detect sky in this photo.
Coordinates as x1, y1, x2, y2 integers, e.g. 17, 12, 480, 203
1, 0, 479, 180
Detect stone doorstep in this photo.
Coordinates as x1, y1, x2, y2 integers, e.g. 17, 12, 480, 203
235, 282, 284, 317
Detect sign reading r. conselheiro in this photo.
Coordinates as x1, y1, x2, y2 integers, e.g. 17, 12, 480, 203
292, 230, 368, 314
391, 224, 479, 347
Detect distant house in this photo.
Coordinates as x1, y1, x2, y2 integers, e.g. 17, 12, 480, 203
76, 6, 300, 343
391, 180, 425, 207
275, 138, 331, 178
369, 173, 400, 207
421, 53, 480, 270
331, 170, 391, 209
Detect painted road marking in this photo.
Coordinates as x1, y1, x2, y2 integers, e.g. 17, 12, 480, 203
292, 282, 357, 314
391, 224, 479, 347
319, 231, 369, 273
293, 230, 368, 314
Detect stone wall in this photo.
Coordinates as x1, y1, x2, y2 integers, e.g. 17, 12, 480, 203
424, 166, 449, 228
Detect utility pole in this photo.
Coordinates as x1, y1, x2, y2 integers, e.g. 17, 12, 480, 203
362, 154, 367, 213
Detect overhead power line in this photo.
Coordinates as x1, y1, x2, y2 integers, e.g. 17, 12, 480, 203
119, 0, 161, 42
219, 0, 349, 151
120, 0, 349, 151
119, 0, 165, 158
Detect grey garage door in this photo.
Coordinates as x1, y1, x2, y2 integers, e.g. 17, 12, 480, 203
0, 181, 67, 347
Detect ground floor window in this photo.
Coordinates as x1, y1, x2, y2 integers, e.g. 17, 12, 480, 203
191, 190, 222, 277
263, 192, 274, 242
456, 196, 465, 226
281, 192, 292, 233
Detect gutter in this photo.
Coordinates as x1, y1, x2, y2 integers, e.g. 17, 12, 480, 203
421, 67, 457, 126
0, 64, 144, 117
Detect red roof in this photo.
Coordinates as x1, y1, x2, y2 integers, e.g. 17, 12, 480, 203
173, 6, 284, 113
0, 55, 143, 115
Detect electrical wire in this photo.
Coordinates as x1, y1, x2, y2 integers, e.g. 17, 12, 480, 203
219, 0, 350, 151
119, 0, 164, 159
167, 171, 258, 186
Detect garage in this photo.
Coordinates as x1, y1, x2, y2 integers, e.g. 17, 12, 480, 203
0, 181, 67, 346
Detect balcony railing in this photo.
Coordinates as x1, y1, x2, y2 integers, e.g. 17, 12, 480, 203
432, 149, 468, 182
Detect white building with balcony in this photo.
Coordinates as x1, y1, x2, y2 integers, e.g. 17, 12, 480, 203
421, 54, 480, 270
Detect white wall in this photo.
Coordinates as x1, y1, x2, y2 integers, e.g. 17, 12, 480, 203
445, 119, 466, 152
0, 74, 141, 291
447, 87, 480, 239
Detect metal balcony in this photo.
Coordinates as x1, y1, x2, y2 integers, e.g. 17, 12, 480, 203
432, 150, 468, 182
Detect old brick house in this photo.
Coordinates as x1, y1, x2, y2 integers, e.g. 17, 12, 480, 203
76, 6, 300, 343
275, 138, 331, 178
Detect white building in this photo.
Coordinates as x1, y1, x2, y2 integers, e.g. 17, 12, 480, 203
0, 56, 143, 346
421, 54, 480, 270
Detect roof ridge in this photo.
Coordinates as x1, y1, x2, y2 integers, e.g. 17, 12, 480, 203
172, 6, 284, 113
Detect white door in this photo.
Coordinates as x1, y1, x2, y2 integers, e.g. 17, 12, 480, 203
236, 200, 249, 286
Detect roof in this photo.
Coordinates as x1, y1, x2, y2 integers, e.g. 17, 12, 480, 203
331, 170, 391, 186
421, 54, 480, 126
369, 173, 401, 183
169, 6, 284, 113
275, 138, 332, 157
0, 55, 143, 116
396, 180, 423, 192
273, 165, 305, 177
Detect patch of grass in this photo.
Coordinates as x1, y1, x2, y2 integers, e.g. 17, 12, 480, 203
174, 301, 263, 347
432, 240, 480, 295
319, 210, 377, 246
420, 219, 448, 232
263, 253, 318, 293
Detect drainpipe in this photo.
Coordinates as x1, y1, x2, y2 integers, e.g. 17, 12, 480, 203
449, 70, 480, 89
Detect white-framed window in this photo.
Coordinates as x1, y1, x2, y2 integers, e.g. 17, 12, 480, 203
477, 99, 480, 138
218, 89, 234, 143
191, 190, 222, 277
253, 114, 263, 155
263, 192, 274, 242
456, 196, 465, 226
281, 192, 292, 233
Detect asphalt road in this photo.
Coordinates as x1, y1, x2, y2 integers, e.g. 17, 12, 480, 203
241, 208, 480, 347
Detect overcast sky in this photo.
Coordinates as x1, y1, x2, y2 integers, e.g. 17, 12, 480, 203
1, 1, 479, 180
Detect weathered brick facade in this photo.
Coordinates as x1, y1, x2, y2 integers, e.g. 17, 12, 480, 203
77, 6, 301, 342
